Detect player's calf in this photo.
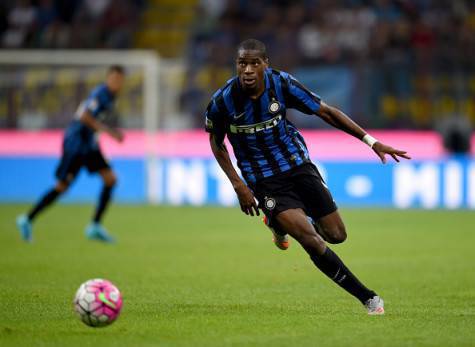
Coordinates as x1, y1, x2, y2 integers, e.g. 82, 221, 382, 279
297, 230, 327, 255
276, 209, 327, 255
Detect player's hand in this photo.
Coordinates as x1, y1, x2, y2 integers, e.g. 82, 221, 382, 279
234, 182, 260, 216
110, 129, 124, 143
372, 142, 411, 164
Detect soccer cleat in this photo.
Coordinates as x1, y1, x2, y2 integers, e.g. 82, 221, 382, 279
262, 215, 289, 250
85, 223, 115, 243
16, 214, 33, 242
365, 295, 385, 315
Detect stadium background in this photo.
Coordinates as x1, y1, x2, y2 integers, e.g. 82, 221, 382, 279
1, 0, 474, 208
0, 2, 474, 347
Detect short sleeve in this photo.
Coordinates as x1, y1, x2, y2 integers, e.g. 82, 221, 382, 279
282, 73, 321, 115
204, 98, 226, 142
84, 86, 112, 117
84, 97, 101, 116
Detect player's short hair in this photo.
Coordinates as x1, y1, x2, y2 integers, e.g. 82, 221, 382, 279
237, 39, 268, 60
107, 65, 125, 75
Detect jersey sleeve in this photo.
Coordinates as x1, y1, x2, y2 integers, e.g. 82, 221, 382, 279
83, 96, 101, 117
282, 73, 321, 115
83, 87, 110, 117
204, 98, 226, 143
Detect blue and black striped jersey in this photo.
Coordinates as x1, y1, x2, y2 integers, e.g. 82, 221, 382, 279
205, 68, 321, 185
63, 83, 116, 154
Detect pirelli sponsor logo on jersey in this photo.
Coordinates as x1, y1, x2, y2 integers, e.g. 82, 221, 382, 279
229, 114, 282, 134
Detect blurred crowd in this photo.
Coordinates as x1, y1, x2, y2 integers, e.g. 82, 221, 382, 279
180, 0, 475, 128
1, 0, 474, 130
190, 0, 475, 71
0, 0, 144, 49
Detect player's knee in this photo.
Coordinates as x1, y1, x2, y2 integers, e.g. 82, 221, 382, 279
327, 230, 347, 244
55, 181, 69, 193
110, 176, 117, 187
320, 222, 347, 244
326, 225, 347, 244
104, 173, 117, 187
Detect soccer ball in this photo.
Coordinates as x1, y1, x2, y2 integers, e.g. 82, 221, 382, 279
73, 278, 123, 327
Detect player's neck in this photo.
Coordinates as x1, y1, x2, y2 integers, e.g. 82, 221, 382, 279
246, 85, 265, 100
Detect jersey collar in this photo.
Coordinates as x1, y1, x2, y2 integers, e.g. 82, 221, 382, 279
264, 68, 272, 90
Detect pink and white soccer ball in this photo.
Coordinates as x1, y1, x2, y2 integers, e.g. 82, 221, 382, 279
73, 278, 123, 327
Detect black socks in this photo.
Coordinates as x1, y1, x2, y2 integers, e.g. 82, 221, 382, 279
27, 188, 60, 221
26, 184, 114, 224
93, 185, 113, 223
310, 247, 376, 304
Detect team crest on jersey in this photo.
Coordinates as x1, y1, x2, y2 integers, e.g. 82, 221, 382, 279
264, 196, 276, 210
268, 100, 281, 114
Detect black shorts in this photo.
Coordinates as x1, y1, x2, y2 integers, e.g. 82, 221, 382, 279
55, 149, 110, 182
252, 163, 337, 225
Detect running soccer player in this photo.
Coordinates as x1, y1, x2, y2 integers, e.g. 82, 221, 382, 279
205, 39, 411, 315
16, 65, 126, 243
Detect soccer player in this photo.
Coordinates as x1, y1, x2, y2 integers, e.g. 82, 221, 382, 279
205, 39, 410, 315
16, 65, 126, 243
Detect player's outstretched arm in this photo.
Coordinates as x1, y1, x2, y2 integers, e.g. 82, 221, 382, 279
79, 111, 124, 143
315, 102, 411, 163
209, 134, 259, 216
371, 142, 411, 164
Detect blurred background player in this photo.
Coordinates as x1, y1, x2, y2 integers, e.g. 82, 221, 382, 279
206, 39, 410, 314
16, 65, 125, 243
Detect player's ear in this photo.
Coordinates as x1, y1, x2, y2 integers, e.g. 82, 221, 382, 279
264, 57, 269, 67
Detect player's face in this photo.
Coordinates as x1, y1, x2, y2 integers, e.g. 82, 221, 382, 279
107, 71, 125, 94
236, 49, 268, 96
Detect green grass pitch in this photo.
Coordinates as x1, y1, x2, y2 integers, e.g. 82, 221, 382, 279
0, 204, 474, 347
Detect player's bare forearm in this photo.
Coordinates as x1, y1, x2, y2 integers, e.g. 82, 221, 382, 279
209, 134, 259, 216
315, 102, 366, 140
317, 103, 412, 163
315, 102, 411, 163
79, 112, 123, 142
209, 134, 244, 189
79, 111, 104, 132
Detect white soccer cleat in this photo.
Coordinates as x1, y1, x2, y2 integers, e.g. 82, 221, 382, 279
16, 214, 33, 242
365, 295, 385, 315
